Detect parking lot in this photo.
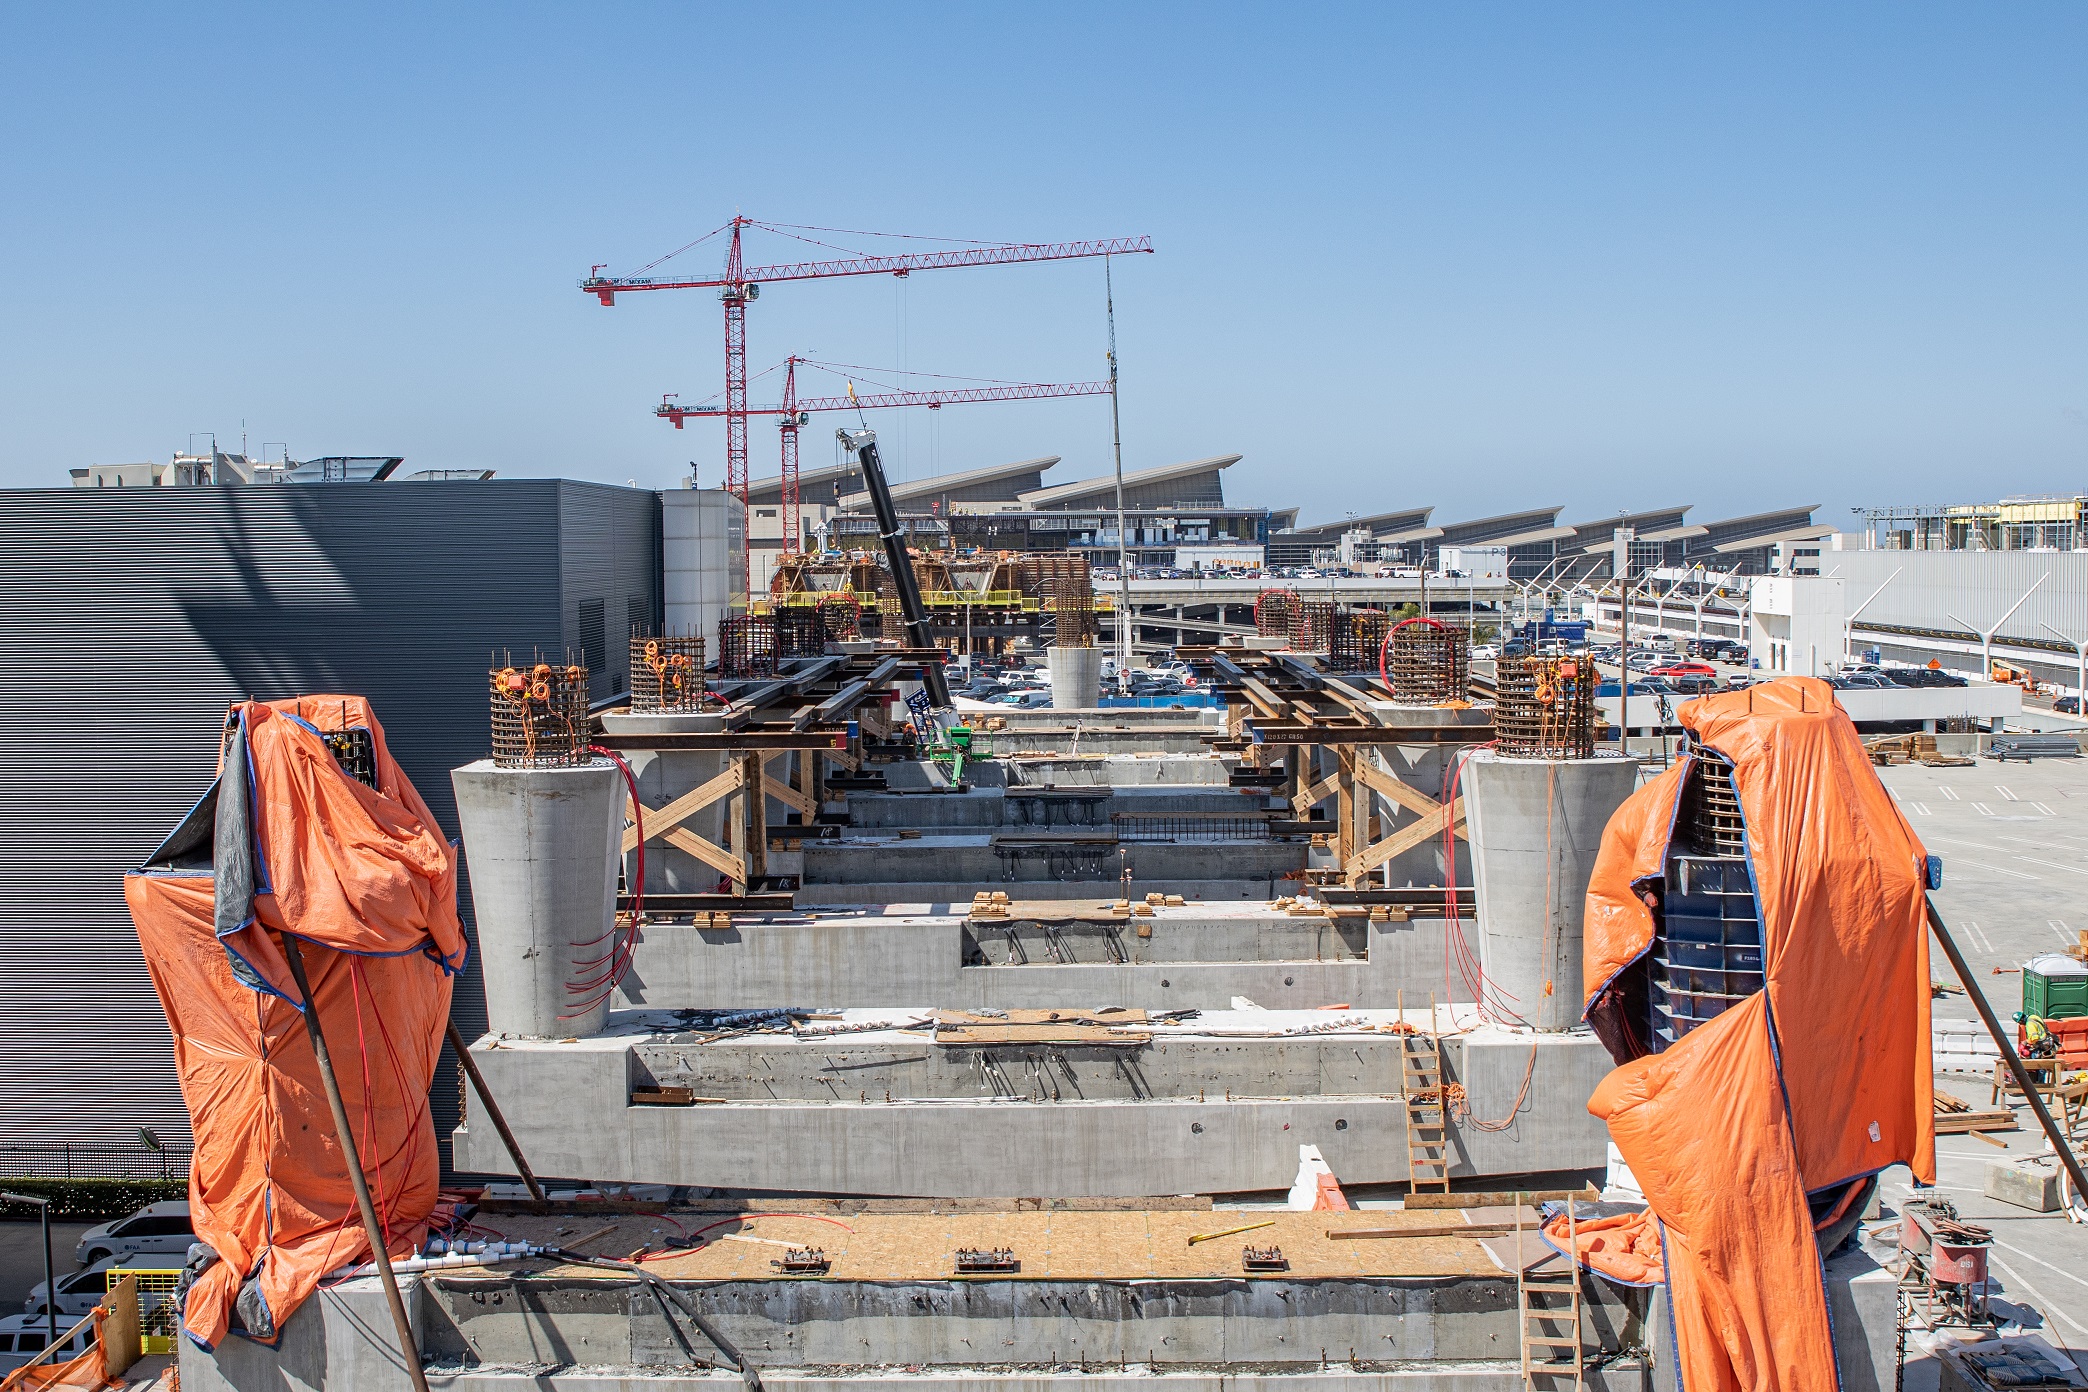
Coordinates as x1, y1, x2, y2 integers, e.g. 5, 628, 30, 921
1874, 753, 2088, 1358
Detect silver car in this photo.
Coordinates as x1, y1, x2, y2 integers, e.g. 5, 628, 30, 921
23, 1259, 121, 1319
0, 1313, 96, 1372
74, 1200, 192, 1266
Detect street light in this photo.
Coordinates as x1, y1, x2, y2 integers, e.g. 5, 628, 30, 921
2, 1191, 57, 1347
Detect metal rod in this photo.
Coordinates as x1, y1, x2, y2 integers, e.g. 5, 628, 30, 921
1924, 895, 2088, 1200
445, 1020, 547, 1210
279, 936, 432, 1392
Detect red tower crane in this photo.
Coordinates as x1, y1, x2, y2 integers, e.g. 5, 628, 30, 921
581, 218, 1152, 571
657, 357, 1114, 555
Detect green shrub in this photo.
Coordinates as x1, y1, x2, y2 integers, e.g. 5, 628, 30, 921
0, 1178, 187, 1222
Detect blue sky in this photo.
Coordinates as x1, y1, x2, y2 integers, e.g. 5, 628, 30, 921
2, 4, 2082, 530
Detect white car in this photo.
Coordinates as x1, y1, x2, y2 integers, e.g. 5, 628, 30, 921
75, 1200, 192, 1266
24, 1259, 122, 1319
1471, 644, 1500, 661
0, 1314, 95, 1373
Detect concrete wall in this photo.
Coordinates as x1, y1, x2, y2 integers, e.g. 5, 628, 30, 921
452, 1022, 1612, 1196
663, 489, 745, 642
612, 910, 1480, 1013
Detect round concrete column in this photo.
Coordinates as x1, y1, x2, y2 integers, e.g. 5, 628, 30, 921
599, 711, 727, 893
1048, 646, 1102, 710
452, 759, 623, 1038
1458, 751, 1638, 1031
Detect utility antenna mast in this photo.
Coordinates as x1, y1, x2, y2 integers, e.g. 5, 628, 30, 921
1105, 257, 1133, 682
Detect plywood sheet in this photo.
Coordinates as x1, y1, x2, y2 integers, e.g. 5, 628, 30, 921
480, 1210, 1500, 1284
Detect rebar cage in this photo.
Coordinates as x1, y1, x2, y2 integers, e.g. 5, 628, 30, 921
1385, 619, 1470, 704
1680, 749, 1746, 856
718, 615, 779, 678
488, 656, 592, 767
630, 632, 707, 712
1254, 589, 1302, 640
774, 606, 830, 659
1051, 572, 1097, 647
1328, 608, 1391, 674
1493, 655, 1597, 759
1291, 600, 1337, 654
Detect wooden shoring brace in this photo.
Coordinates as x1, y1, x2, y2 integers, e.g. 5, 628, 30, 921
738, 750, 766, 885
1343, 751, 1468, 887
621, 759, 747, 886
762, 751, 818, 821
1335, 747, 1357, 867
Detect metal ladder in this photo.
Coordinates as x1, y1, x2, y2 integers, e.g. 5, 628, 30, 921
1517, 1201, 1585, 1391
1400, 993, 1451, 1191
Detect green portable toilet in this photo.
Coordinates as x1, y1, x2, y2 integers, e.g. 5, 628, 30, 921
2023, 954, 2088, 1021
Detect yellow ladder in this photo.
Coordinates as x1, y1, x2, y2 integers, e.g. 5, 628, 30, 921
1400, 991, 1450, 1191
1517, 1201, 1585, 1391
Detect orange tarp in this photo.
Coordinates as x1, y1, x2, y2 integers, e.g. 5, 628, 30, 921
1578, 677, 1933, 1392
124, 697, 464, 1350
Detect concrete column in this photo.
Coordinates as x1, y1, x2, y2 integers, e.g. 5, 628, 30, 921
452, 759, 623, 1039
1048, 645, 1102, 710
1362, 702, 1492, 887
1458, 750, 1638, 1031
599, 711, 726, 893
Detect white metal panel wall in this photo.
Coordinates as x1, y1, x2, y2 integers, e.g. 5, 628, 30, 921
0, 481, 657, 1160
1832, 550, 2088, 646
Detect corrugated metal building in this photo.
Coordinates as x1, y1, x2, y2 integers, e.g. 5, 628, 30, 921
0, 480, 660, 1159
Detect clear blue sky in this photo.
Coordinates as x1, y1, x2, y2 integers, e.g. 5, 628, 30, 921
2, 3, 2082, 530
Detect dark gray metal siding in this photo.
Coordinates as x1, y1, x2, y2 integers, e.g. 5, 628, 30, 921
0, 480, 660, 1165
557, 481, 662, 702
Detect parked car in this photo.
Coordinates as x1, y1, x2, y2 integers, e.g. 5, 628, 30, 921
995, 690, 1052, 709
1471, 644, 1500, 661
75, 1201, 191, 1267
25, 1260, 120, 1319
1625, 653, 1662, 671
1595, 679, 1676, 698
1667, 675, 1722, 695
0, 1314, 96, 1374
2055, 696, 2081, 715
1726, 673, 1759, 690
1650, 662, 1717, 679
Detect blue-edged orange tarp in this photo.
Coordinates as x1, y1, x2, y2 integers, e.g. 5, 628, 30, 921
123, 697, 464, 1350
1557, 677, 1934, 1392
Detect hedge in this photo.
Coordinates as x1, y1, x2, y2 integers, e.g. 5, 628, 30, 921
0, 1178, 187, 1222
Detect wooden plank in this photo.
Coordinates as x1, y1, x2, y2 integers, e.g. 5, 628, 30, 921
935, 1024, 1151, 1047
1293, 773, 1341, 813
762, 756, 818, 820
661, 825, 746, 883
624, 762, 746, 852
1346, 799, 1461, 877
1404, 1187, 1598, 1210
1350, 758, 1471, 842
101, 1272, 140, 1376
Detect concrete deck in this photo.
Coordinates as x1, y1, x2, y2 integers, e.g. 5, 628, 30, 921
453, 1008, 1611, 1197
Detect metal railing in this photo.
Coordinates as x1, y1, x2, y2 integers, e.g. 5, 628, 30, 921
0, 1144, 193, 1181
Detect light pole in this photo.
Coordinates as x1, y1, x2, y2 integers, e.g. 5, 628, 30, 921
1842, 567, 1901, 669
1615, 526, 1635, 749
3, 1192, 56, 1346
2038, 622, 2087, 715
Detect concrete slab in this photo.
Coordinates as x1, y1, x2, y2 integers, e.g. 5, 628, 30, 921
453, 1012, 1612, 1197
